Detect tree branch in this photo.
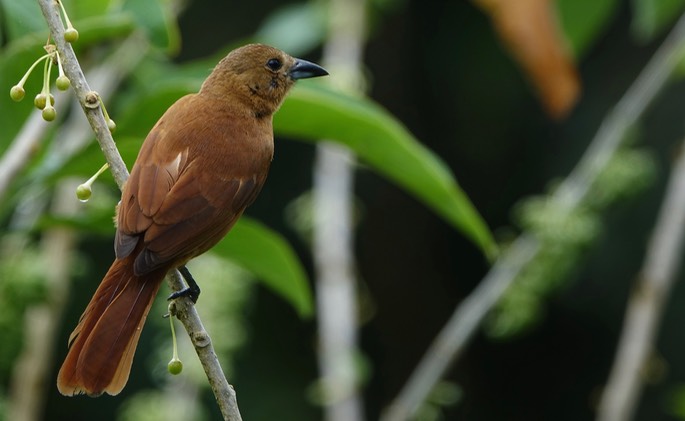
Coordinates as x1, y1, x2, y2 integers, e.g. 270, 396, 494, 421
38, 0, 128, 188
313, 0, 367, 420
168, 270, 242, 420
381, 11, 685, 421
0, 110, 55, 200
597, 139, 685, 420
37, 1, 242, 419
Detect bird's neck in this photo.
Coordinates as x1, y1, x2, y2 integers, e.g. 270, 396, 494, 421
200, 73, 285, 119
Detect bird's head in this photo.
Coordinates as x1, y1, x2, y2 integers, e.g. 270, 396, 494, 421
201, 44, 328, 118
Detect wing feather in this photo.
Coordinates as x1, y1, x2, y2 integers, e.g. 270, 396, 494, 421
115, 95, 272, 275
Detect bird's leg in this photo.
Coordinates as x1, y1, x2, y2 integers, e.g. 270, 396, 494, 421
168, 265, 201, 303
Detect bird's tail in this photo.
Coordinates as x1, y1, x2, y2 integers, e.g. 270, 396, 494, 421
57, 254, 167, 396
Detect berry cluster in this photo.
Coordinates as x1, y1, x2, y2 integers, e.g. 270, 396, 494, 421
8, 0, 79, 122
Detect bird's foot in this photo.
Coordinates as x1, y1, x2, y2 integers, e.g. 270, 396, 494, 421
167, 266, 201, 303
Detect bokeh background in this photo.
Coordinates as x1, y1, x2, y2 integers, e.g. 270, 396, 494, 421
2, 0, 685, 420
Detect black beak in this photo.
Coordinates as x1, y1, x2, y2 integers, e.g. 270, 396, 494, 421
289, 58, 329, 80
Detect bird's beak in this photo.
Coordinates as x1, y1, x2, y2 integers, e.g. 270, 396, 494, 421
289, 59, 329, 80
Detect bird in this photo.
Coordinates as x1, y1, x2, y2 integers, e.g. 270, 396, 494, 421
57, 44, 328, 396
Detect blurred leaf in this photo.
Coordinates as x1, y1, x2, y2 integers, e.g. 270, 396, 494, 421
64, 0, 112, 21
668, 384, 685, 419
37, 213, 114, 236
212, 218, 313, 318
120, 0, 180, 54
255, 2, 327, 56
631, 0, 685, 41
69, 13, 137, 45
0, 0, 44, 39
556, 0, 620, 57
276, 84, 497, 259
473, 0, 580, 118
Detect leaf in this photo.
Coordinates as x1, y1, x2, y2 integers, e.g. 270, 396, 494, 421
0, 0, 44, 40
556, 0, 620, 57
120, 0, 180, 54
473, 0, 580, 119
255, 2, 327, 56
64, 0, 112, 21
275, 84, 498, 260
631, 0, 685, 41
211, 218, 313, 318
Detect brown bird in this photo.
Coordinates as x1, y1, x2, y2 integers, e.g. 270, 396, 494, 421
57, 44, 327, 396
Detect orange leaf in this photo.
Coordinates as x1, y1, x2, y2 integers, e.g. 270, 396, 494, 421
474, 0, 581, 119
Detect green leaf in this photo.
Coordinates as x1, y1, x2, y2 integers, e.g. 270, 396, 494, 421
556, 0, 620, 57
255, 2, 326, 56
0, 0, 44, 40
276, 84, 497, 260
211, 218, 313, 318
120, 0, 180, 53
64, 0, 112, 21
631, 0, 685, 41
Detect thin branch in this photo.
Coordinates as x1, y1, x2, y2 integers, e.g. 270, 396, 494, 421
168, 270, 242, 421
37, 0, 128, 188
380, 236, 540, 421
381, 11, 685, 421
0, 110, 55, 200
554, 13, 685, 209
313, 0, 366, 419
37, 1, 242, 419
597, 140, 685, 420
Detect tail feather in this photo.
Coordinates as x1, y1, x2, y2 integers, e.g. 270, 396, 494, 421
57, 255, 167, 396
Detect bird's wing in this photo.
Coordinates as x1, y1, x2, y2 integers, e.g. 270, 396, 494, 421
115, 98, 268, 275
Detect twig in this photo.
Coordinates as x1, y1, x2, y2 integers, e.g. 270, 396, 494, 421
380, 236, 540, 421
0, 109, 55, 200
37, 1, 242, 419
37, 0, 128, 189
597, 141, 685, 420
313, 0, 366, 419
381, 11, 685, 421
168, 270, 242, 420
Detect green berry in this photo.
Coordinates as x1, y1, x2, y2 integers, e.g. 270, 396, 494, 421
168, 358, 183, 375
107, 119, 117, 133
34, 93, 55, 110
76, 184, 92, 201
56, 75, 70, 91
10, 85, 25, 102
42, 106, 56, 122
64, 28, 79, 43
34, 94, 46, 109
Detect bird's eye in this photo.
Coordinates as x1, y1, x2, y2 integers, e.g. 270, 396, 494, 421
266, 58, 282, 71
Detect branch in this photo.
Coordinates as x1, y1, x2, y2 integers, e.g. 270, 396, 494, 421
381, 11, 685, 421
597, 139, 685, 420
37, 1, 242, 419
37, 0, 128, 188
0, 110, 55, 200
313, 0, 367, 420
168, 270, 242, 420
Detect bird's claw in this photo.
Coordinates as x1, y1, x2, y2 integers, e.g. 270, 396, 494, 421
167, 285, 200, 303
